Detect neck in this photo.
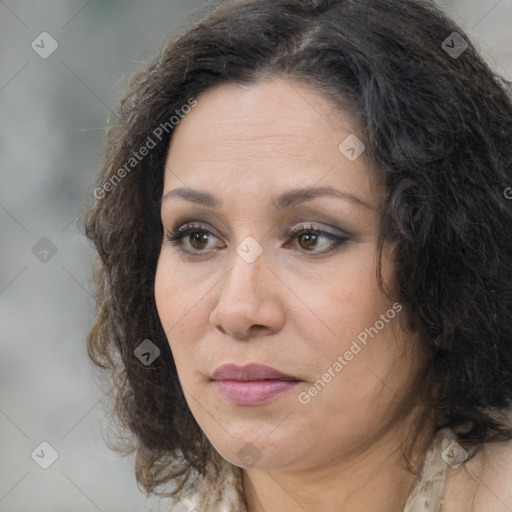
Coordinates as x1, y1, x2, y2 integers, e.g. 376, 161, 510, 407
242, 405, 435, 512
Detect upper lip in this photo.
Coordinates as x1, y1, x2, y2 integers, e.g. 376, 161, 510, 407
211, 363, 300, 381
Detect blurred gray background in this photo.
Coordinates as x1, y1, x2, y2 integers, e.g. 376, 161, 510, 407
0, 1, 511, 511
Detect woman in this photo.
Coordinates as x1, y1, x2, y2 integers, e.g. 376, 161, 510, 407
81, 0, 512, 510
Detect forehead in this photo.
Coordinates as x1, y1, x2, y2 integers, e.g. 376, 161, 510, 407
163, 77, 380, 205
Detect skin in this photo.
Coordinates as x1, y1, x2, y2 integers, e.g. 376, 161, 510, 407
443, 439, 512, 511
153, 77, 511, 511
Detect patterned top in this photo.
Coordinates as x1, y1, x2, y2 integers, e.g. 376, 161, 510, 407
173, 428, 458, 512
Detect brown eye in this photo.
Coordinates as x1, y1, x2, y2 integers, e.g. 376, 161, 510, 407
165, 222, 349, 256
188, 232, 209, 250
165, 223, 222, 254
298, 233, 319, 250
288, 224, 349, 254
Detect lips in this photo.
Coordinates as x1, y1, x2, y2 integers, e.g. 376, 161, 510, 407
211, 363, 301, 406
211, 363, 300, 382
213, 380, 300, 406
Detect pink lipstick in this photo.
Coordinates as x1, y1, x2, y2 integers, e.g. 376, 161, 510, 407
211, 363, 301, 406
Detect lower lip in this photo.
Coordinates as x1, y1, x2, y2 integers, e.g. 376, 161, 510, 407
213, 379, 300, 405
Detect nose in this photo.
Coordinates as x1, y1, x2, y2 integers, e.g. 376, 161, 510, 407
209, 247, 285, 341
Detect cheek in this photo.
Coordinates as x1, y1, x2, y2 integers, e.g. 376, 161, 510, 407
154, 254, 211, 369
154, 262, 195, 392
154, 256, 176, 329
154, 255, 193, 351
300, 248, 389, 344
296, 251, 407, 397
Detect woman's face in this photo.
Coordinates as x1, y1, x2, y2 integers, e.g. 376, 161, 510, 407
154, 77, 425, 471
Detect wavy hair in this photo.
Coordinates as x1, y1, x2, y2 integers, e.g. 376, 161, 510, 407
80, 0, 512, 501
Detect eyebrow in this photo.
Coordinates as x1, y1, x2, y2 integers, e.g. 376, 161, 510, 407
160, 185, 372, 211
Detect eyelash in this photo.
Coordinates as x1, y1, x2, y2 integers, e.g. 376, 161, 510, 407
164, 222, 349, 256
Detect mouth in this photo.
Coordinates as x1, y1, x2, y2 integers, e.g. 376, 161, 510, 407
210, 363, 302, 406
211, 363, 301, 382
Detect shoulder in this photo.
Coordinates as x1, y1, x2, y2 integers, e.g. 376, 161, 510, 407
443, 436, 512, 512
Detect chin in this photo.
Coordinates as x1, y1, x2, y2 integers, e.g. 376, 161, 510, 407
207, 430, 302, 471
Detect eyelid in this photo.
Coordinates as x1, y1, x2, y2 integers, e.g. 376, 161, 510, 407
163, 208, 355, 237
164, 220, 217, 238
287, 223, 349, 239
164, 220, 351, 256
166, 219, 349, 241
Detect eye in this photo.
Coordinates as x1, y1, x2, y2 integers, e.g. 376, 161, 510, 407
286, 223, 349, 254
164, 223, 222, 253
164, 222, 349, 256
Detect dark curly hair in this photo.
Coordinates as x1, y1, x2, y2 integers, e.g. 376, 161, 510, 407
80, 0, 512, 502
